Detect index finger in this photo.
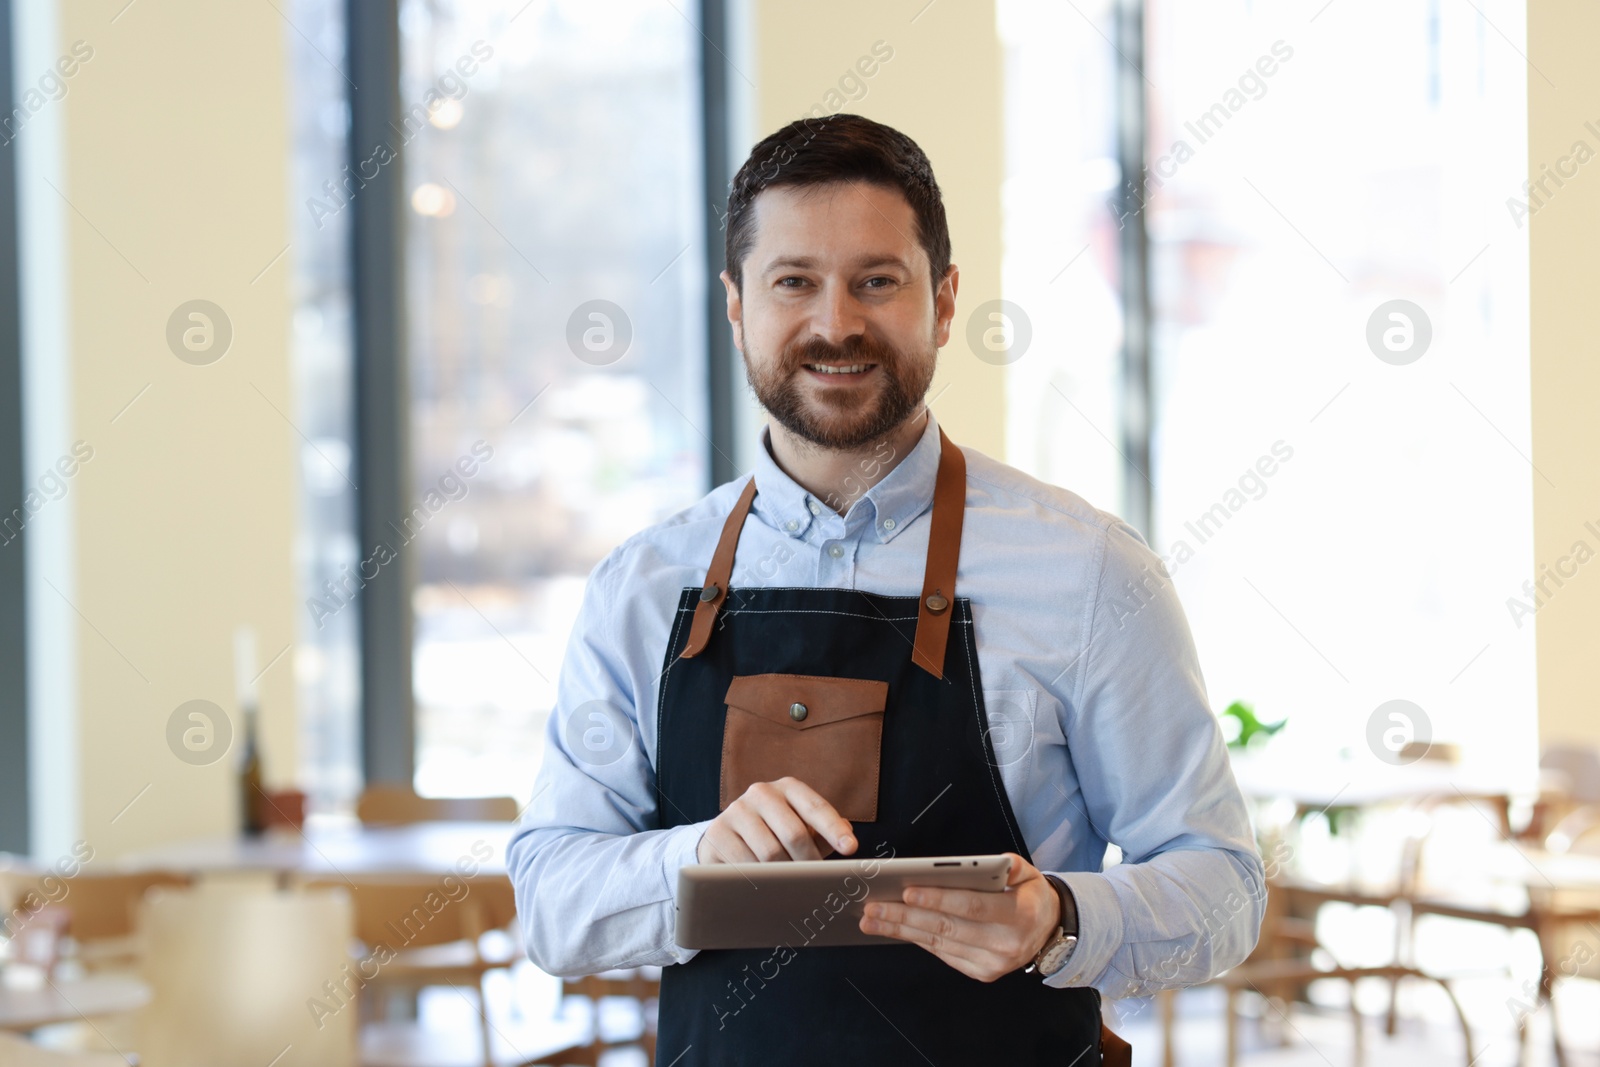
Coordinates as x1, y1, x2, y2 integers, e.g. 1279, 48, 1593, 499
775, 778, 856, 855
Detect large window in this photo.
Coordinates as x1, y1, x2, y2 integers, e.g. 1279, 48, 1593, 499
997, 0, 1128, 516
1141, 0, 1533, 769
398, 0, 709, 800
286, 0, 711, 808
1002, 0, 1533, 771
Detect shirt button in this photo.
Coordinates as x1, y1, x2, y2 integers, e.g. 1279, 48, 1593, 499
882, 518, 896, 531
808, 501, 821, 515
828, 544, 843, 559
785, 519, 799, 532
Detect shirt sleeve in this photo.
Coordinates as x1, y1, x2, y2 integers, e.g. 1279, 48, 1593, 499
506, 547, 713, 978
1040, 518, 1266, 997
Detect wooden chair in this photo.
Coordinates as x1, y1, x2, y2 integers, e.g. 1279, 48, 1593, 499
1528, 743, 1600, 842
519, 969, 660, 1067
1542, 744, 1600, 806
1528, 804, 1600, 1062
1211, 879, 1476, 1066
52, 872, 191, 971
357, 785, 518, 825
1153, 877, 1473, 1066
1, 854, 48, 954
135, 883, 356, 1067
1156, 792, 1495, 1066
300, 875, 518, 1067
1252, 789, 1513, 1034
0, 853, 44, 912
1389, 797, 1600, 1066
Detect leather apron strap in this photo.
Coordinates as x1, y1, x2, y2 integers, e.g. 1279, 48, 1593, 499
677, 475, 756, 665
678, 425, 965, 680
911, 425, 965, 679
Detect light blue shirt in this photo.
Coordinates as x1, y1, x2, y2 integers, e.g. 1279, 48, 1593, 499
508, 410, 1264, 998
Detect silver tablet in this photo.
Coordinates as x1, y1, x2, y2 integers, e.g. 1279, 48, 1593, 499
675, 853, 1012, 950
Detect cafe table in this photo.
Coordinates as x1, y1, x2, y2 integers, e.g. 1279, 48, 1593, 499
116, 818, 514, 882
0, 974, 151, 1034
1406, 842, 1600, 1066
1230, 750, 1540, 814
117, 820, 665, 1066
113, 818, 527, 1062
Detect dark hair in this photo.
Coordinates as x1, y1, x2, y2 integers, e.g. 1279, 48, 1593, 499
723, 113, 951, 294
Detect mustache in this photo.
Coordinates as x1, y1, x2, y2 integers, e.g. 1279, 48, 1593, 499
782, 333, 899, 370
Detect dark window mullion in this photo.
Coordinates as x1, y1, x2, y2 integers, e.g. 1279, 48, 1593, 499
0, 0, 30, 853
347, 0, 414, 788
700, 0, 736, 485
1114, 0, 1153, 537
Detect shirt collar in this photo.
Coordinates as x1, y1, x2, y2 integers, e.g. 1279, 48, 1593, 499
750, 410, 943, 545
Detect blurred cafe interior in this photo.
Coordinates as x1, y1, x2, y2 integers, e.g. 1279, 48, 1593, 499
1, 0, 1598, 1064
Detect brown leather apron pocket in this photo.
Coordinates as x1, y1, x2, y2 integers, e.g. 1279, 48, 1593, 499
720, 673, 889, 821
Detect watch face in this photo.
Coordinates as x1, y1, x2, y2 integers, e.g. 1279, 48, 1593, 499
1038, 933, 1077, 976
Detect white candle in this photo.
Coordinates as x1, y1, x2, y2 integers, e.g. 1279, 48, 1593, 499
234, 625, 258, 711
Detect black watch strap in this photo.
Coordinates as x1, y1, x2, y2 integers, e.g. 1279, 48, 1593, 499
1045, 874, 1078, 936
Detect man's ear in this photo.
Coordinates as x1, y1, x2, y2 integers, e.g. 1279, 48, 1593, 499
721, 269, 745, 353
933, 264, 960, 349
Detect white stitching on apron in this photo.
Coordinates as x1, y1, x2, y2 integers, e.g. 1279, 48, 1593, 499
655, 592, 693, 821
721, 607, 927, 623
962, 601, 1025, 857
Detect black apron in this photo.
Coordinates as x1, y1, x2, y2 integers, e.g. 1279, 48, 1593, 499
651, 427, 1109, 1066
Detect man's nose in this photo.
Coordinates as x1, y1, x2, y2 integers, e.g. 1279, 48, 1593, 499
809, 283, 867, 348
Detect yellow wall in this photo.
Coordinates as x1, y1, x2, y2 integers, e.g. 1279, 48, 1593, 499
1528, 0, 1600, 750
58, 0, 297, 858
750, 0, 1006, 459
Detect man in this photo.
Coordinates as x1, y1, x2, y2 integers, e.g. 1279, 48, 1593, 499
509, 114, 1264, 1065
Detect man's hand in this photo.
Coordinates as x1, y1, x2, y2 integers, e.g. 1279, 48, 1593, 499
695, 777, 857, 864
858, 852, 1060, 982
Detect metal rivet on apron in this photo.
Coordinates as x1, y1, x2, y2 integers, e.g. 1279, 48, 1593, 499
789, 702, 808, 721
699, 584, 721, 603
925, 593, 949, 614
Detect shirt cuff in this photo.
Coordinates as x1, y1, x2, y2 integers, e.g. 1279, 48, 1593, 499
1041, 870, 1123, 991
663, 818, 716, 965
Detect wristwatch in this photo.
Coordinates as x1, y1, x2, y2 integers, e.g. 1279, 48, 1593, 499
1026, 874, 1079, 978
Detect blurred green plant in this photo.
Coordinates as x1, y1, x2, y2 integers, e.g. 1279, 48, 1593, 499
1220, 700, 1286, 750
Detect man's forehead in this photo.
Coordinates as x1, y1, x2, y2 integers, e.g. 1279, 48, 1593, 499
747, 181, 923, 268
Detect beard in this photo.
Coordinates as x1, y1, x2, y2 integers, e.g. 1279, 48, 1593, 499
744, 330, 936, 451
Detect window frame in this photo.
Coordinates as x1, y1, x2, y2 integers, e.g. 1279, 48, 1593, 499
1113, 0, 1154, 536
0, 0, 29, 853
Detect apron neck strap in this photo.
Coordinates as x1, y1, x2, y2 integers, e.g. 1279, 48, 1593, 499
678, 475, 756, 663
679, 425, 966, 680
911, 426, 965, 679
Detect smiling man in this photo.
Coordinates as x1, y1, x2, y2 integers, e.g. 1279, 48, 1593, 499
509, 114, 1264, 1066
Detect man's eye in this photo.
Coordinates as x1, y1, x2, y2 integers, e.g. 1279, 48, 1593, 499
863, 276, 895, 289
777, 276, 807, 288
